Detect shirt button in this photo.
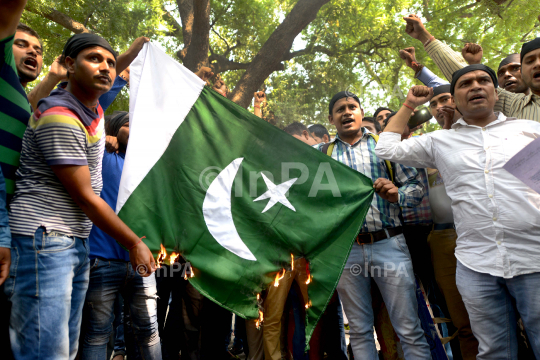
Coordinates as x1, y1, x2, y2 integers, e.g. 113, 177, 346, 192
497, 241, 501, 245
493, 217, 497, 221
488, 194, 493, 198
485, 170, 489, 174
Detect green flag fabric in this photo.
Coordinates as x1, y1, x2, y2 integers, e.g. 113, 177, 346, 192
117, 43, 374, 343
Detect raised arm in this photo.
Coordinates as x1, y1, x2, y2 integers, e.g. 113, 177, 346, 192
375, 86, 437, 169
27, 55, 67, 109
399, 47, 448, 87
0, 0, 27, 40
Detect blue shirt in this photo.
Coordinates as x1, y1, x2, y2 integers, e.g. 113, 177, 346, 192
98, 76, 127, 112
416, 66, 448, 88
88, 151, 129, 261
314, 129, 424, 232
0, 167, 11, 248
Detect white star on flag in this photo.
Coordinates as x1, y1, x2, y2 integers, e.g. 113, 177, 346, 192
254, 173, 298, 213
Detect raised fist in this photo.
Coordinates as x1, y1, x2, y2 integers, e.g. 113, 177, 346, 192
462, 43, 483, 65
405, 85, 433, 108
254, 91, 267, 105
195, 66, 214, 83
403, 14, 430, 43
399, 47, 420, 71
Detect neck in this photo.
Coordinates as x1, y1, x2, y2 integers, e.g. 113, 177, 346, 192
462, 111, 498, 127
339, 130, 364, 145
20, 80, 28, 88
532, 88, 540, 97
65, 80, 100, 112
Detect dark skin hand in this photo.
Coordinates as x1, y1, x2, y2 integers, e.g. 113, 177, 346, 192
51, 164, 155, 276
462, 43, 483, 65
437, 106, 456, 129
0, 247, 9, 286
399, 47, 422, 73
373, 178, 399, 203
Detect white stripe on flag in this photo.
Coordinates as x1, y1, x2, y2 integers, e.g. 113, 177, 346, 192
116, 42, 205, 213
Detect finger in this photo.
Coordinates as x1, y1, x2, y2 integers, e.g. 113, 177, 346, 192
0, 263, 9, 286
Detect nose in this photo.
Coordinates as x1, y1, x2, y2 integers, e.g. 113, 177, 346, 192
99, 60, 111, 73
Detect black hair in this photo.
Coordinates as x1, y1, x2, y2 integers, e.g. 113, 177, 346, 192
373, 107, 393, 120
308, 124, 330, 140
362, 116, 382, 133
16, 23, 43, 49
283, 122, 309, 136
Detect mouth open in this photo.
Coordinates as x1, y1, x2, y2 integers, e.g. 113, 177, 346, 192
504, 80, 516, 89
469, 94, 485, 103
533, 71, 540, 80
23, 57, 37, 70
342, 119, 354, 126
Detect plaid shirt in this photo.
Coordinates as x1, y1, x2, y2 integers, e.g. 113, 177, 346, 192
401, 168, 432, 225
315, 129, 425, 233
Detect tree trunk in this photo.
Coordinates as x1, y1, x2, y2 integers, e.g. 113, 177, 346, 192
229, 0, 330, 108
182, 0, 210, 72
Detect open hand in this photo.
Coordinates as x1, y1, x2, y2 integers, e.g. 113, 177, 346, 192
129, 36, 150, 57
462, 43, 483, 65
129, 241, 156, 277
405, 85, 434, 108
373, 178, 399, 203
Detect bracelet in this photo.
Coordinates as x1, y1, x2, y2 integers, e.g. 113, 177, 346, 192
403, 102, 415, 111
254, 105, 260, 109
423, 36, 435, 47
128, 236, 145, 251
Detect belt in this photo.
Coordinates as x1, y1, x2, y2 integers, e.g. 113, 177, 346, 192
356, 227, 403, 245
433, 223, 455, 231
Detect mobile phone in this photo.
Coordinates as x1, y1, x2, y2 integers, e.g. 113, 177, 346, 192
407, 107, 432, 128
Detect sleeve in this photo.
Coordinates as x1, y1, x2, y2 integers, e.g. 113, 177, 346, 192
416, 66, 449, 88
34, 113, 89, 166
0, 167, 11, 248
424, 39, 469, 81
494, 87, 517, 117
393, 163, 425, 208
375, 132, 437, 169
98, 76, 128, 112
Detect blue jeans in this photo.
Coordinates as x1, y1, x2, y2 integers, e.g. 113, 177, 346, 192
81, 259, 161, 360
4, 227, 90, 360
456, 260, 540, 359
337, 234, 431, 360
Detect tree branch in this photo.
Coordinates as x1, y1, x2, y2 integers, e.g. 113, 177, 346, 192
183, 0, 210, 71
162, 8, 183, 40
25, 2, 90, 33
176, 0, 194, 60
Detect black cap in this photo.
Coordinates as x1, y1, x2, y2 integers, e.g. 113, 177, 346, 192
62, 33, 117, 61
450, 64, 498, 95
520, 38, 540, 63
328, 91, 361, 115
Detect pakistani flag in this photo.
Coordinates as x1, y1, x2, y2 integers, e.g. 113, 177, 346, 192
117, 43, 374, 343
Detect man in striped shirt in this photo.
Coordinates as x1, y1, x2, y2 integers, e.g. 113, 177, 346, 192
5, 32, 155, 360
316, 91, 430, 359
403, 14, 540, 122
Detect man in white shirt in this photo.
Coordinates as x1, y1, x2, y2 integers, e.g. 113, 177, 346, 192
375, 64, 540, 359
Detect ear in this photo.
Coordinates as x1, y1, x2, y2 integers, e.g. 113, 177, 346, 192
328, 114, 335, 125
302, 130, 310, 140
361, 108, 365, 118
323, 134, 330, 143
494, 88, 499, 102
450, 96, 455, 105
65, 56, 76, 76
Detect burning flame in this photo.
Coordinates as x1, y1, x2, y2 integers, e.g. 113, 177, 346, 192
257, 293, 260, 301
169, 252, 179, 264
305, 263, 311, 284
256, 309, 264, 329
157, 244, 167, 268
291, 254, 294, 270
305, 300, 312, 309
274, 269, 286, 287
184, 263, 195, 280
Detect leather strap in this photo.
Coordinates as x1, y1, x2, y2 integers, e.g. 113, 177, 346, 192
356, 227, 403, 245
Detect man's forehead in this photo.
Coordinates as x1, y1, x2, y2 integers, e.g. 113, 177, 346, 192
14, 31, 41, 48
431, 93, 451, 102
334, 97, 360, 107
523, 48, 540, 62
376, 110, 390, 118
456, 70, 492, 84
497, 62, 521, 74
78, 45, 116, 59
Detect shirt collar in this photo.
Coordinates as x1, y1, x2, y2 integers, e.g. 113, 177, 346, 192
334, 127, 369, 147
452, 111, 507, 129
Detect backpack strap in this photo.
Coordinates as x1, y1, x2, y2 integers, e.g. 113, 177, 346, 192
321, 142, 335, 156
367, 133, 395, 183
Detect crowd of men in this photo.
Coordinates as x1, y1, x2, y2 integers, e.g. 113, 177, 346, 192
1, 1, 540, 359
